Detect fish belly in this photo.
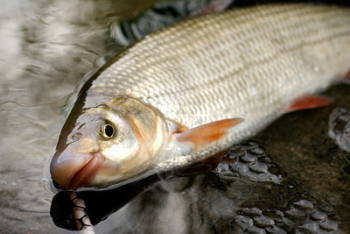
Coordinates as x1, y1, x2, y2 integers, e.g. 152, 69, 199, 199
89, 4, 350, 145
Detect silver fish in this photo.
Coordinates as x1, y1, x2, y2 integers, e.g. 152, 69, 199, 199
50, 4, 350, 190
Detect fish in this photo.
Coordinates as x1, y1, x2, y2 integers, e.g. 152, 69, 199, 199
50, 4, 350, 190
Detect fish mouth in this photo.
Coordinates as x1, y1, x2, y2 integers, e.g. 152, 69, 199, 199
68, 153, 105, 190
50, 141, 106, 190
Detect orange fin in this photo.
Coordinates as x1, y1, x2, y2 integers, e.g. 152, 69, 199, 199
175, 118, 243, 153
287, 95, 334, 112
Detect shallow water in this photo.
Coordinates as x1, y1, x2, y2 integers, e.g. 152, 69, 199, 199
0, 0, 349, 233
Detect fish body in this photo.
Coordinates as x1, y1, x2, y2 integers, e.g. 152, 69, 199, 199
50, 4, 350, 190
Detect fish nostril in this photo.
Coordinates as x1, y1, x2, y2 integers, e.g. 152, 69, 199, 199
72, 133, 82, 142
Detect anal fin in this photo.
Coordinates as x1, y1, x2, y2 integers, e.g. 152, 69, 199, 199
287, 95, 334, 112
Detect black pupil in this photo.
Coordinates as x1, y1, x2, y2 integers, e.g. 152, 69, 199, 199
104, 124, 114, 137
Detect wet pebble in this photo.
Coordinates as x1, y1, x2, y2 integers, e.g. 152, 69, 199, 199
241, 207, 262, 217
247, 225, 266, 234
234, 215, 254, 229
265, 225, 287, 234
293, 199, 314, 210
249, 161, 268, 174
299, 221, 322, 233
311, 210, 328, 220
320, 219, 338, 231
285, 207, 306, 220
240, 152, 258, 163
253, 215, 275, 227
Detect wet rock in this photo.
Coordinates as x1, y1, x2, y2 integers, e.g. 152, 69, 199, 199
329, 108, 350, 152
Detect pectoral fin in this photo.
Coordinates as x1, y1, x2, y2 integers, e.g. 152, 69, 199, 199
174, 118, 243, 153
287, 95, 334, 112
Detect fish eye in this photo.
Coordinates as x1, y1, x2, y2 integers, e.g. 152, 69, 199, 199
102, 123, 115, 138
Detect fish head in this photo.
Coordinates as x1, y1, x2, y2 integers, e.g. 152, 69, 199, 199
50, 97, 169, 190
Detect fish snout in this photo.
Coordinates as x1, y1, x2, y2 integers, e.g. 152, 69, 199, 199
50, 144, 104, 190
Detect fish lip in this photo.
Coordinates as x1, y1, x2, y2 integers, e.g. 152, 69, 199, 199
68, 152, 104, 190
